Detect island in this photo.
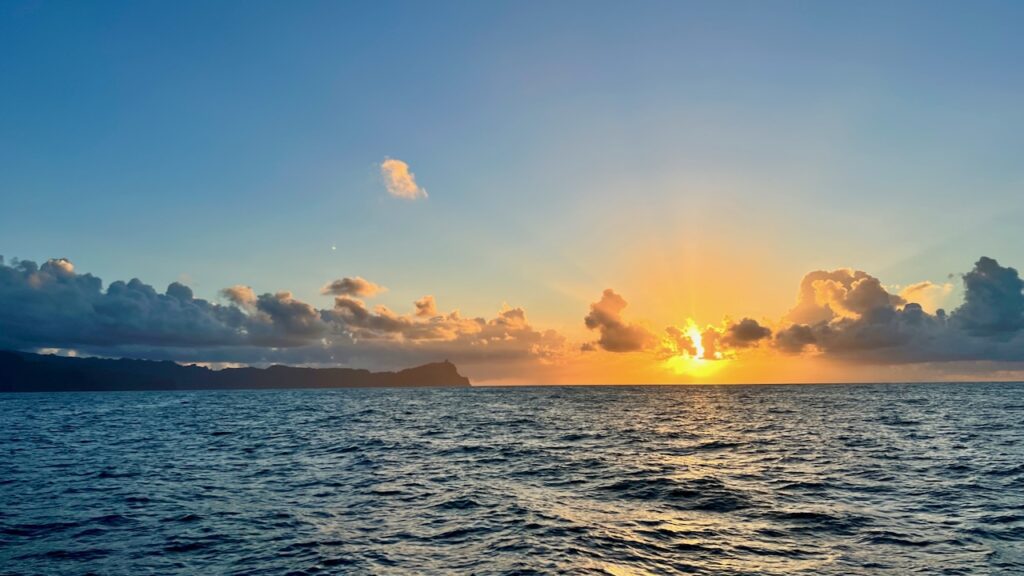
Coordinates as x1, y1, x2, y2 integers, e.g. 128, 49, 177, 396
0, 350, 471, 392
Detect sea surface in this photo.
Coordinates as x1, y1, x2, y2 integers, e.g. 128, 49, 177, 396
2, 383, 1023, 575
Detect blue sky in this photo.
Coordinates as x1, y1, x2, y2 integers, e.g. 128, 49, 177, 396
2, 0, 1023, 347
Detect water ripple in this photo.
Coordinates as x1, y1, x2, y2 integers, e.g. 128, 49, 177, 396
1, 383, 1023, 574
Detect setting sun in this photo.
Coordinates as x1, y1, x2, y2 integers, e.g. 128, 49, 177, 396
661, 321, 730, 378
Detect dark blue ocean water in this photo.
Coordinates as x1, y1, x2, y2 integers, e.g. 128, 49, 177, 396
2, 383, 1023, 575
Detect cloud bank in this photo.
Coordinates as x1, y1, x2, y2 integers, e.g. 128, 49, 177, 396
4, 254, 1024, 382
0, 256, 564, 381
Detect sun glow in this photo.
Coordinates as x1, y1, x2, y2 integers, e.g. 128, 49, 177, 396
662, 321, 729, 379
688, 324, 705, 358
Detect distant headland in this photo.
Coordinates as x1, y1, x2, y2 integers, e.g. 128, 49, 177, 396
0, 351, 471, 392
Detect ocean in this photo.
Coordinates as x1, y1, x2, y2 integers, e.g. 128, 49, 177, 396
2, 383, 1022, 575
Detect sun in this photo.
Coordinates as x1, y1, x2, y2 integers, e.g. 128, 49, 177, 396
662, 322, 729, 379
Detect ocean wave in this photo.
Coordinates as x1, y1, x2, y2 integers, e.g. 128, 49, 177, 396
1, 382, 1021, 574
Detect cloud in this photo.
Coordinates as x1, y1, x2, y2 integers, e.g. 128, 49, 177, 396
321, 276, 386, 298
380, 158, 427, 200
0, 257, 252, 349
722, 318, 772, 348
774, 266, 940, 359
252, 292, 325, 344
583, 289, 656, 352
321, 295, 569, 378
658, 318, 771, 361
414, 295, 438, 317
166, 282, 194, 302
0, 256, 570, 382
773, 257, 1024, 364
774, 324, 817, 354
952, 256, 1024, 336
221, 285, 256, 308
324, 295, 545, 346
664, 325, 697, 357
786, 268, 905, 324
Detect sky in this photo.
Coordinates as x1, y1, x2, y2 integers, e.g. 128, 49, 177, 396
2, 1, 1024, 384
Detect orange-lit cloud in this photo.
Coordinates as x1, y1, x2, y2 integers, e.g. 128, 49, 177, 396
321, 276, 386, 298
414, 295, 438, 317
220, 284, 257, 308
786, 268, 905, 324
380, 157, 427, 200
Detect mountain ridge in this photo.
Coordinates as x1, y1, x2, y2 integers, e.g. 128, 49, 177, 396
0, 350, 471, 392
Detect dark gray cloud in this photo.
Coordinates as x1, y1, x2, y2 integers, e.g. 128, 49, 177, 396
952, 256, 1024, 337
0, 258, 250, 350
722, 318, 772, 348
0, 258, 337, 351
774, 324, 816, 353
252, 292, 326, 344
0, 258, 332, 350
583, 289, 656, 352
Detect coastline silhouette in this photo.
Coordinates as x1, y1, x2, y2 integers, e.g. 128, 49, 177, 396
0, 350, 470, 392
